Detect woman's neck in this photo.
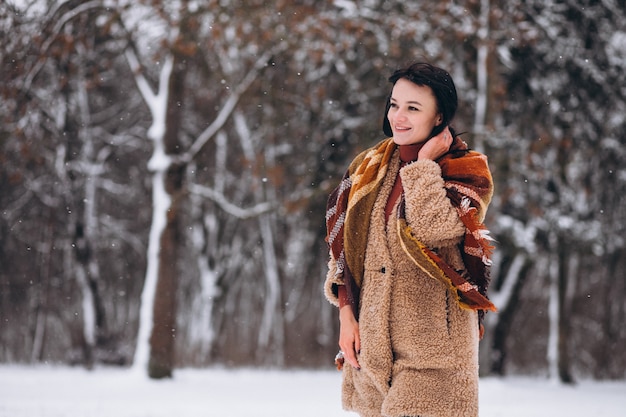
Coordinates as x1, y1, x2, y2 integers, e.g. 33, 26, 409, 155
399, 142, 425, 163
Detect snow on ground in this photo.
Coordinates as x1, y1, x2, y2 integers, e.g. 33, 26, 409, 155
0, 365, 624, 417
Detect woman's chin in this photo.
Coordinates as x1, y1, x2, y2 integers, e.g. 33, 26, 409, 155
392, 137, 426, 146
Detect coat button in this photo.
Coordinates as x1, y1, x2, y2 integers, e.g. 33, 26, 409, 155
380, 267, 386, 273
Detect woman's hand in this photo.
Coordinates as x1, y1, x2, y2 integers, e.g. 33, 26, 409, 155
418, 126, 453, 161
339, 305, 361, 369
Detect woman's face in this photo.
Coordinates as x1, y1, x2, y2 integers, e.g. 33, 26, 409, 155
387, 78, 442, 146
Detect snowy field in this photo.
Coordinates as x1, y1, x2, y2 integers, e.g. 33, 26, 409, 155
0, 365, 624, 417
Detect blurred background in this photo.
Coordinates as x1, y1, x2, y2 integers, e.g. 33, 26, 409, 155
1, 0, 624, 382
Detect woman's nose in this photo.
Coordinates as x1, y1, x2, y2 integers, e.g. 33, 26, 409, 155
394, 109, 407, 121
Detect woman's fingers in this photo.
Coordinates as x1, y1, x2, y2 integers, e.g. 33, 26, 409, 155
339, 306, 361, 369
339, 325, 360, 369
419, 126, 452, 160
341, 335, 360, 369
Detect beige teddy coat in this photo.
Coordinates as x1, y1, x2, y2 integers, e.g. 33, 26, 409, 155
325, 150, 480, 417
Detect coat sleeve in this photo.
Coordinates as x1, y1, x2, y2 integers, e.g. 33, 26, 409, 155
323, 256, 343, 307
399, 159, 465, 248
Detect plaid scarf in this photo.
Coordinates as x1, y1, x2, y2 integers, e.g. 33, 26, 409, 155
326, 137, 496, 320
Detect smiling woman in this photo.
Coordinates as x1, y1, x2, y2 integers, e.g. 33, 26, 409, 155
324, 62, 496, 417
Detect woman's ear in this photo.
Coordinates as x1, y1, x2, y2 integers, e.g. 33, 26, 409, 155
436, 113, 443, 125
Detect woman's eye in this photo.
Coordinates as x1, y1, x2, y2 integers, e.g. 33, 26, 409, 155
389, 102, 398, 108
409, 106, 418, 111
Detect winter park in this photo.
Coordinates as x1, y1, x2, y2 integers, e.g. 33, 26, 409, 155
1, 1, 625, 416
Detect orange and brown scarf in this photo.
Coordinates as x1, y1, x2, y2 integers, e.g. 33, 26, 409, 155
326, 137, 496, 320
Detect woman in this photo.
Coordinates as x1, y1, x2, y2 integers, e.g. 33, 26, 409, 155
324, 62, 496, 417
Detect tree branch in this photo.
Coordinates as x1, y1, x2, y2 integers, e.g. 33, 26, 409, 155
181, 41, 288, 163
188, 184, 274, 219
22, 1, 105, 92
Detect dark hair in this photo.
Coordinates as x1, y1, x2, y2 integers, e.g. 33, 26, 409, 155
382, 62, 458, 138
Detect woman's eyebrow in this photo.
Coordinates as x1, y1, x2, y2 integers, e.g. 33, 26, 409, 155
390, 97, 422, 106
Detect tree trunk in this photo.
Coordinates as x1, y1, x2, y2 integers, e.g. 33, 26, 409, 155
547, 243, 559, 381
557, 238, 574, 383
147, 46, 188, 378
148, 195, 180, 378
65, 73, 107, 369
256, 213, 285, 365
31, 221, 54, 362
488, 252, 529, 375
473, 0, 490, 153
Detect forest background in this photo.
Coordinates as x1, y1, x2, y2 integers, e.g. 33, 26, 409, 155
1, 0, 625, 382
